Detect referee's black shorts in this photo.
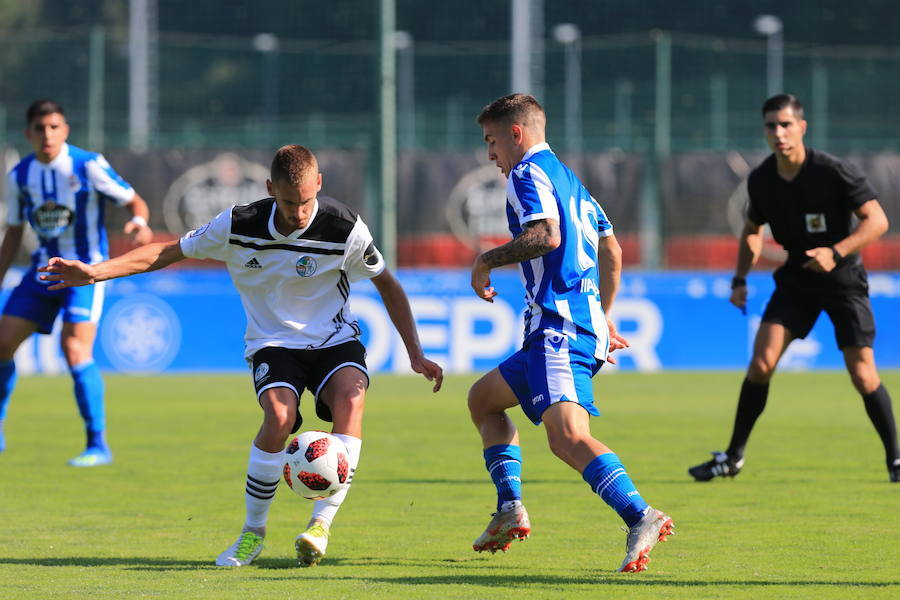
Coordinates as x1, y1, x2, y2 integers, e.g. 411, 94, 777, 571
250, 341, 369, 433
762, 266, 875, 349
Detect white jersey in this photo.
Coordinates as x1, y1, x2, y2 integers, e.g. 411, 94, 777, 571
179, 196, 385, 359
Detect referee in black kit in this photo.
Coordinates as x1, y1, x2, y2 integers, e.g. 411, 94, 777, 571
689, 94, 899, 483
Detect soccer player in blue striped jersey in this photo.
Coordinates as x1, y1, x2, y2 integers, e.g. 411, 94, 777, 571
0, 100, 153, 466
467, 94, 674, 573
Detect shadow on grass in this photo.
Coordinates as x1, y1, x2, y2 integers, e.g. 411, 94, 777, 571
0, 555, 498, 572
352, 574, 899, 588
0, 557, 214, 570
250, 558, 900, 588
3, 557, 897, 588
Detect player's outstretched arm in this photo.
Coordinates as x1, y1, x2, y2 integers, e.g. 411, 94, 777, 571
38, 240, 186, 290
471, 218, 560, 302
371, 268, 444, 392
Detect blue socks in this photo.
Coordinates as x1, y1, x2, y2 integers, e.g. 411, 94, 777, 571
582, 452, 649, 527
0, 359, 17, 421
71, 360, 107, 450
484, 444, 523, 511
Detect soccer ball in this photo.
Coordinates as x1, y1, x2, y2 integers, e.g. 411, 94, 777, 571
283, 431, 349, 500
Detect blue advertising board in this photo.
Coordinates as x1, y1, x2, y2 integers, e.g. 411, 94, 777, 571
6, 268, 900, 375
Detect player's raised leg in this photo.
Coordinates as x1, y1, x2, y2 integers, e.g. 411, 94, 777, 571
61, 321, 112, 467
843, 346, 900, 481
216, 385, 295, 567
690, 322, 793, 481
542, 402, 673, 572
468, 367, 531, 553
0, 316, 38, 453
296, 365, 367, 567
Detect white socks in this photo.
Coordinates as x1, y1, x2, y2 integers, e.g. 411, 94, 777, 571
244, 444, 284, 530
309, 433, 362, 527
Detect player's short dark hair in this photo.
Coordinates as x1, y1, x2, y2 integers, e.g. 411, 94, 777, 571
25, 99, 65, 125
476, 93, 546, 129
270, 145, 319, 185
762, 94, 804, 119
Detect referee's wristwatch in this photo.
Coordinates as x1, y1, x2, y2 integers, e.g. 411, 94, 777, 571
731, 276, 746, 289
830, 246, 843, 264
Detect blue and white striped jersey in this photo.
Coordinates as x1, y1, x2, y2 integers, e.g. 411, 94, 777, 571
505, 143, 614, 357
5, 143, 135, 267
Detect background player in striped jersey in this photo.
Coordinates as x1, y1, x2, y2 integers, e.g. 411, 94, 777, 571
38, 144, 443, 568
466, 94, 673, 573
0, 99, 153, 466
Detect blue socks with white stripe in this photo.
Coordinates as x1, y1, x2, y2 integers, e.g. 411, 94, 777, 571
582, 452, 649, 527
484, 444, 523, 511
71, 360, 107, 450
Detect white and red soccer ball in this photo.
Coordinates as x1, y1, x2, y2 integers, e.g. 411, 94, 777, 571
283, 431, 349, 500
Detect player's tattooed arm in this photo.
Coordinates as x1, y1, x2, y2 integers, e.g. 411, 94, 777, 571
471, 219, 560, 302
480, 218, 561, 268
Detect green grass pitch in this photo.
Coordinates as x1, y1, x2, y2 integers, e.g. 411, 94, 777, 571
1, 371, 898, 599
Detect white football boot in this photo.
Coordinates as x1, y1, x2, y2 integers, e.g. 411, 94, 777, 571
215, 531, 264, 567
472, 500, 531, 553
617, 508, 675, 573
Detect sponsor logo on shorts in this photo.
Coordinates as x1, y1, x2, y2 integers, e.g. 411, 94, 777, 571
531, 393, 545, 405
547, 334, 565, 353
254, 362, 270, 382
296, 256, 318, 277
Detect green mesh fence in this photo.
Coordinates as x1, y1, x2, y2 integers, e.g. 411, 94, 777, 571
2, 27, 900, 153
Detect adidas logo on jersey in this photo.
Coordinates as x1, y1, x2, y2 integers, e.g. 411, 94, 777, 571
244, 258, 262, 269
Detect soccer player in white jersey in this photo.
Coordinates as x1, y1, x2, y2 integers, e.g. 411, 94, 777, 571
0, 99, 153, 466
39, 144, 444, 568
466, 94, 673, 573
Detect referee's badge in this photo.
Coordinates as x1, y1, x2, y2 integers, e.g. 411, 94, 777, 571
296, 256, 318, 277
805, 213, 827, 233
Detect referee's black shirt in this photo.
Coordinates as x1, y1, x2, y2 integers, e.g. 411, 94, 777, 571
746, 149, 877, 291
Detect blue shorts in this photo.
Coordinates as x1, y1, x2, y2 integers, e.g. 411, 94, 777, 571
3, 267, 105, 334
499, 328, 604, 425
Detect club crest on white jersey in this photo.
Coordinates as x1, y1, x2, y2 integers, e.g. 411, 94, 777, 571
295, 256, 318, 277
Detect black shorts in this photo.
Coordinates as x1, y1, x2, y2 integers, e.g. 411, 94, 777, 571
250, 341, 368, 433
762, 268, 875, 349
